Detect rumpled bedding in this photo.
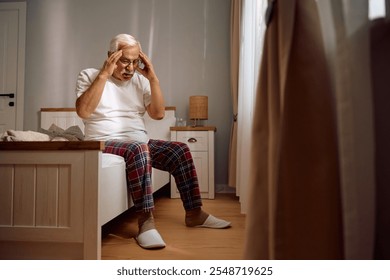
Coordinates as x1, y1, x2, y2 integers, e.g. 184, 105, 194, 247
1, 124, 84, 142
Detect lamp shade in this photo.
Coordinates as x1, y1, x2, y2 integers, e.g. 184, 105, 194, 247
189, 95, 208, 120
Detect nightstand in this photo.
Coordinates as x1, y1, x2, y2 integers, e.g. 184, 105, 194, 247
170, 126, 216, 199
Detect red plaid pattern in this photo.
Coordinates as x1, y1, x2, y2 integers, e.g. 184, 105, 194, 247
104, 139, 202, 212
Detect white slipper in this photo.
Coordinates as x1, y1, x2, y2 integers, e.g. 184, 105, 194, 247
135, 229, 166, 249
195, 215, 231, 229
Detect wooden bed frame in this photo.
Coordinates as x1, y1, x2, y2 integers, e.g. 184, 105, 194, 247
0, 107, 176, 259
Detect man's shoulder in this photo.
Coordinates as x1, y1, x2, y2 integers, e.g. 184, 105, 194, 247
79, 68, 99, 79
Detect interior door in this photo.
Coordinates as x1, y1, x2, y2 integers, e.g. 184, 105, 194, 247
0, 3, 26, 133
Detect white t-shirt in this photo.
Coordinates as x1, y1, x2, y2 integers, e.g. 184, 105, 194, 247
75, 68, 152, 142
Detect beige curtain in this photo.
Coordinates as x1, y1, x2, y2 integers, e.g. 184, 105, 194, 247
370, 1, 390, 259
317, 0, 375, 260
244, 0, 376, 259
387, 0, 390, 20
244, 0, 343, 259
228, 0, 241, 189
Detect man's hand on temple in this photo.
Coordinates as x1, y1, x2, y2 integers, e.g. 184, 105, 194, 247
101, 50, 122, 79
136, 51, 159, 83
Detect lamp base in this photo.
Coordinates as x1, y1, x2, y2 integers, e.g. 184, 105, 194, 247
191, 119, 206, 127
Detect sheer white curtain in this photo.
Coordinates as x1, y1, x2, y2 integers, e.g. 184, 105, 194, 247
236, 0, 267, 213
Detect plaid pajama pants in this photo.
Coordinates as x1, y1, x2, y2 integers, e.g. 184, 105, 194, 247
104, 139, 203, 212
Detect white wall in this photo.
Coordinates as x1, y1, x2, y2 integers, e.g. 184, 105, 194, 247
12, 0, 231, 187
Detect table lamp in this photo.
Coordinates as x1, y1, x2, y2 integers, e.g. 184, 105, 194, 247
189, 95, 208, 126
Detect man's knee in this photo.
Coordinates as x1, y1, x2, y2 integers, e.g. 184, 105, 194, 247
173, 141, 190, 153
125, 142, 150, 160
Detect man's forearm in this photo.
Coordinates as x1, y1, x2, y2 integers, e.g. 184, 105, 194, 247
148, 79, 165, 120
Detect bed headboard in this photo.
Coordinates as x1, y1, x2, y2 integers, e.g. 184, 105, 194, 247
41, 108, 85, 131
40, 107, 176, 141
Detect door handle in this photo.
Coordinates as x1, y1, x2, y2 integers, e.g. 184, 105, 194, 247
0, 93, 15, 98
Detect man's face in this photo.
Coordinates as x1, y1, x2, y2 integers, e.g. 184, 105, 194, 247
112, 45, 140, 81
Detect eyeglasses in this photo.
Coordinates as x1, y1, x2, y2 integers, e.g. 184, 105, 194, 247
118, 57, 140, 68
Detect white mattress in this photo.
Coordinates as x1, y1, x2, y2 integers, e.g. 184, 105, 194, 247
99, 153, 128, 225
101, 153, 125, 168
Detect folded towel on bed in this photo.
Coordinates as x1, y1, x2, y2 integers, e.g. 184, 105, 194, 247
1, 130, 51, 141
1, 124, 84, 142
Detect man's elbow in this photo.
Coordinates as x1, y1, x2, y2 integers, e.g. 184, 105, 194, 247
153, 108, 165, 120
75, 101, 91, 119
148, 106, 165, 120
153, 111, 165, 120
76, 109, 90, 119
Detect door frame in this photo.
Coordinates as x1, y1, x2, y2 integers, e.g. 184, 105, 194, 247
0, 2, 26, 130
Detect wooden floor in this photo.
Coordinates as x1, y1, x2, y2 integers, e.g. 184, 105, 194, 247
101, 190, 246, 260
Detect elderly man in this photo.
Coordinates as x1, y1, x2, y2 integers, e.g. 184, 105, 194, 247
75, 34, 230, 249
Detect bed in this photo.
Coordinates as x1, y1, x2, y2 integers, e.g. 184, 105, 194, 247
0, 107, 176, 259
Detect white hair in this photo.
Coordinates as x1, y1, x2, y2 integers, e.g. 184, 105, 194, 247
109, 34, 141, 52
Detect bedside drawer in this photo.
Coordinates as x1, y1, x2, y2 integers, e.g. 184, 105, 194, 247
176, 131, 208, 151
170, 126, 216, 199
